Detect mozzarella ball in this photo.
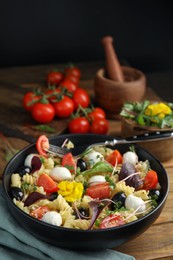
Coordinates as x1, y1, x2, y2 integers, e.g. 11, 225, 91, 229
50, 166, 72, 181
122, 151, 138, 165
125, 194, 146, 213
88, 175, 106, 186
41, 211, 62, 226
85, 151, 104, 165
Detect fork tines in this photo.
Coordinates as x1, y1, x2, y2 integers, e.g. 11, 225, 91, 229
47, 144, 70, 156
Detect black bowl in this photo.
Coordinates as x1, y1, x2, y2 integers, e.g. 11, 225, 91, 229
2, 134, 169, 250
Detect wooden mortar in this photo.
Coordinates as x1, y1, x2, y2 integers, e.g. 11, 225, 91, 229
94, 36, 146, 118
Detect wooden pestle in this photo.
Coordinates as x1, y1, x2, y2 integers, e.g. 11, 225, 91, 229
102, 36, 124, 82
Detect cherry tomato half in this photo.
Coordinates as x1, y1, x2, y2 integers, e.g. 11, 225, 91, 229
62, 152, 76, 174
23, 91, 41, 112
86, 182, 111, 199
90, 118, 109, 135
106, 149, 123, 166
53, 96, 74, 118
36, 135, 49, 156
37, 173, 58, 193
31, 102, 55, 123
68, 117, 90, 134
46, 71, 64, 86
144, 170, 158, 190
100, 214, 125, 229
72, 88, 90, 110
30, 206, 50, 220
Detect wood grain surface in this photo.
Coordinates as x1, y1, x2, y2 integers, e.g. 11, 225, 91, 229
0, 62, 172, 259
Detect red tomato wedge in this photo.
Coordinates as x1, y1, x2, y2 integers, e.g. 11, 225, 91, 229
36, 135, 49, 157
86, 182, 111, 199
106, 149, 123, 166
62, 152, 76, 174
30, 206, 50, 220
100, 214, 125, 229
144, 170, 158, 190
37, 173, 58, 193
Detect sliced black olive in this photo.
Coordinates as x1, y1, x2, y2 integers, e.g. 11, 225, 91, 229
17, 165, 31, 177
74, 207, 90, 219
149, 189, 161, 201
110, 192, 126, 210
77, 158, 87, 172
9, 187, 24, 201
49, 192, 58, 201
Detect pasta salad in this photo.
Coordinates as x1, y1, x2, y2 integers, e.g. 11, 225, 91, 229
9, 136, 161, 230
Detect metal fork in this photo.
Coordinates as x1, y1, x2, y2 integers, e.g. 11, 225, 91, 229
44, 130, 173, 158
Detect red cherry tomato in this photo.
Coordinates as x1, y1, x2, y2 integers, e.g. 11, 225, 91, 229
65, 66, 81, 79
144, 170, 158, 190
72, 88, 90, 110
44, 88, 61, 102
62, 152, 76, 174
86, 182, 111, 199
100, 214, 125, 229
36, 135, 49, 156
68, 117, 90, 134
88, 107, 106, 121
65, 74, 79, 85
30, 206, 50, 220
46, 71, 64, 86
106, 149, 123, 166
90, 118, 109, 135
37, 173, 58, 193
23, 91, 41, 111
60, 79, 77, 92
31, 102, 55, 123
53, 96, 74, 118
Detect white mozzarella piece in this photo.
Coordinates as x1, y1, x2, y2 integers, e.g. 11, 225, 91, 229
88, 175, 106, 186
50, 166, 72, 181
85, 151, 104, 165
125, 194, 146, 213
41, 211, 62, 226
122, 151, 138, 165
24, 154, 37, 168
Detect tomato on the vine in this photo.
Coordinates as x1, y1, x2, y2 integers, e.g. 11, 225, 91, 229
86, 182, 111, 199
68, 117, 90, 133
106, 149, 123, 165
72, 88, 90, 110
31, 102, 55, 123
90, 118, 109, 134
64, 74, 79, 85
88, 107, 106, 121
46, 71, 64, 86
60, 79, 77, 93
65, 66, 81, 79
23, 91, 41, 111
44, 88, 61, 102
100, 214, 125, 229
53, 96, 74, 118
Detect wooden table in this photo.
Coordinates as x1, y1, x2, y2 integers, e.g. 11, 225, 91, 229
0, 62, 172, 259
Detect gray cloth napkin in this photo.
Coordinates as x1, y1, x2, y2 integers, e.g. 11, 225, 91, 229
0, 186, 135, 260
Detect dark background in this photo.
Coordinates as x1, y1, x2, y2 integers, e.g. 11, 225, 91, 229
0, 1, 173, 72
